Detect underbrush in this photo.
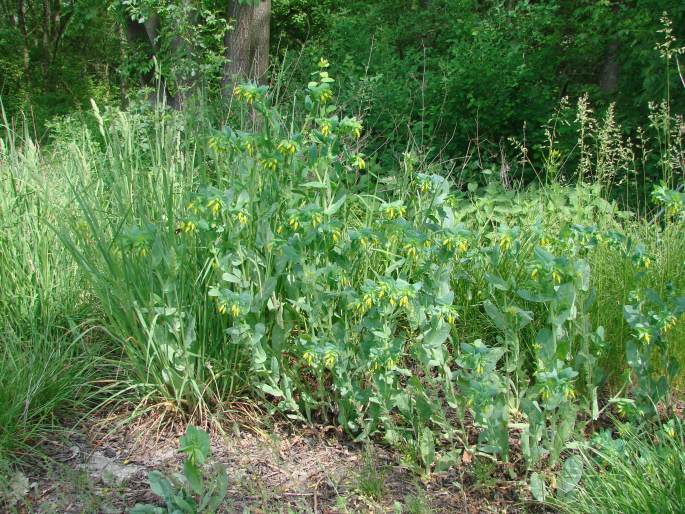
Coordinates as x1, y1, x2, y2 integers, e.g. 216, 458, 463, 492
1, 61, 684, 509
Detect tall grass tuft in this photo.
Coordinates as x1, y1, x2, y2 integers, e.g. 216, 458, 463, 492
58, 104, 249, 422
0, 112, 100, 466
552, 419, 685, 514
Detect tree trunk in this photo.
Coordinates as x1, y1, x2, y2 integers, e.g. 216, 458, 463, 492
123, 16, 155, 86
16, 0, 30, 73
223, 0, 271, 95
51, 0, 73, 64
122, 15, 173, 106
144, 13, 161, 52
599, 41, 619, 94
251, 0, 270, 83
42, 0, 51, 78
599, 3, 620, 95
169, 0, 198, 109
223, 0, 253, 96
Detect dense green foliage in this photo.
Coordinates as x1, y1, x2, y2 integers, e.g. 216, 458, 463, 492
0, 1, 119, 124
292, 1, 685, 151
3, 1, 685, 161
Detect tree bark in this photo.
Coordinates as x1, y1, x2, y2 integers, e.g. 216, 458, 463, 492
122, 14, 172, 105
16, 0, 29, 73
144, 13, 161, 52
251, 0, 270, 83
123, 16, 155, 86
223, 0, 254, 96
169, 0, 198, 109
599, 41, 619, 94
51, 0, 74, 64
42, 0, 51, 77
222, 0, 271, 95
599, 3, 620, 95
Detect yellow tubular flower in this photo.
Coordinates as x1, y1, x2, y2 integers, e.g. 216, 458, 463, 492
324, 352, 336, 368
399, 295, 410, 308
563, 386, 576, 400
303, 351, 315, 366
458, 240, 469, 253
552, 270, 562, 284
404, 244, 418, 259
663, 315, 677, 333
230, 304, 241, 317
182, 221, 197, 234
207, 198, 222, 216
277, 140, 297, 156
638, 330, 652, 344
261, 158, 278, 172
236, 211, 249, 226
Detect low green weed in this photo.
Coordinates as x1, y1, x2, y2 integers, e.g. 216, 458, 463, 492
131, 425, 228, 514
355, 446, 387, 501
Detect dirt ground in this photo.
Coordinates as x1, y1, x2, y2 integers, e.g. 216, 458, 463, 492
8, 414, 540, 514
